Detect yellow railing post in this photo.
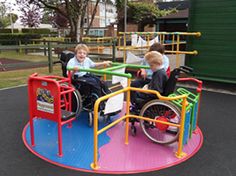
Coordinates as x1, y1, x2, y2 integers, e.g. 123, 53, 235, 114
125, 79, 131, 144
175, 96, 187, 158
160, 34, 162, 44
90, 99, 100, 170
172, 34, 175, 53
123, 34, 127, 63
176, 34, 180, 68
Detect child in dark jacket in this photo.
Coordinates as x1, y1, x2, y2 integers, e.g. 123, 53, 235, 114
131, 51, 168, 107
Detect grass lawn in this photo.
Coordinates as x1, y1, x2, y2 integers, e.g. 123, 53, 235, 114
0, 51, 122, 89
0, 66, 63, 89
0, 50, 62, 89
0, 50, 58, 62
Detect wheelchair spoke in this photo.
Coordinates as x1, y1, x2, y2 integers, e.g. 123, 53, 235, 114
140, 100, 181, 144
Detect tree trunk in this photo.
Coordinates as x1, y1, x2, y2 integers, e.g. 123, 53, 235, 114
86, 0, 100, 36
117, 19, 124, 33
138, 23, 145, 32
77, 17, 81, 42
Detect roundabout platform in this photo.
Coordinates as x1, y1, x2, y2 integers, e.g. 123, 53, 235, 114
22, 111, 203, 174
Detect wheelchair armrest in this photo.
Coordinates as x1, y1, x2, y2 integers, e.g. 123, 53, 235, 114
76, 78, 87, 83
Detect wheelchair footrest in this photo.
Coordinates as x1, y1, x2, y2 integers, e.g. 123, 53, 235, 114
61, 109, 76, 121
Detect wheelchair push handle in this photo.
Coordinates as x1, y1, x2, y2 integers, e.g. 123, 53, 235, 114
53, 60, 63, 65
180, 66, 193, 72
178, 66, 193, 74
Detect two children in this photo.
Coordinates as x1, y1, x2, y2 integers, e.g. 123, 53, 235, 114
131, 51, 168, 106
67, 43, 168, 109
131, 43, 169, 93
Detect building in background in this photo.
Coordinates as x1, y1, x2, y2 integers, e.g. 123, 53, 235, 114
84, 0, 116, 37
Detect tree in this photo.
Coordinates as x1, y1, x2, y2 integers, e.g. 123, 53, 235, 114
0, 2, 18, 28
54, 12, 68, 28
115, 0, 125, 32
128, 2, 177, 31
115, 0, 177, 32
16, 0, 42, 28
41, 9, 54, 24
27, 0, 103, 42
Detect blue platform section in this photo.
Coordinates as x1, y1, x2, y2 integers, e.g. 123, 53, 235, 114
25, 112, 110, 170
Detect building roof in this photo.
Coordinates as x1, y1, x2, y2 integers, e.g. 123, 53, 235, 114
157, 0, 189, 11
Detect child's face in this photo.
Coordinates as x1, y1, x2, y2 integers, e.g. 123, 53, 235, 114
76, 49, 87, 62
149, 62, 160, 72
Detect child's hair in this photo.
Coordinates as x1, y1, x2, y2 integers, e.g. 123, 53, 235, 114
144, 51, 163, 65
149, 43, 165, 54
74, 44, 89, 54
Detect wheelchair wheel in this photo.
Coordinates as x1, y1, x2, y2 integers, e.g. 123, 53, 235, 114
71, 88, 83, 115
61, 84, 83, 115
82, 93, 99, 111
88, 112, 93, 127
131, 125, 137, 136
139, 100, 181, 144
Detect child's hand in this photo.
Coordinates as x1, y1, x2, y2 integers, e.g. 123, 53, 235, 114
140, 69, 147, 79
103, 61, 112, 66
142, 84, 148, 90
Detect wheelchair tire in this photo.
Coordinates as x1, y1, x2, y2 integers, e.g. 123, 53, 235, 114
131, 125, 137, 136
61, 84, 83, 115
139, 100, 181, 145
71, 88, 83, 115
88, 112, 93, 127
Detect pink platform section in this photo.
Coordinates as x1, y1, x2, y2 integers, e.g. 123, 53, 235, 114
97, 123, 203, 173
97, 103, 203, 173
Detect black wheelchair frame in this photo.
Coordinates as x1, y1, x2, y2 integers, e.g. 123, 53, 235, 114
129, 66, 193, 144
54, 51, 115, 126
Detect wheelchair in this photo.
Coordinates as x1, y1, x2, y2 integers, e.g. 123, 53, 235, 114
129, 66, 194, 144
54, 50, 116, 126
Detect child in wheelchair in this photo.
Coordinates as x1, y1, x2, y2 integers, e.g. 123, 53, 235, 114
131, 43, 170, 92
131, 51, 168, 112
129, 51, 193, 137
66, 44, 112, 110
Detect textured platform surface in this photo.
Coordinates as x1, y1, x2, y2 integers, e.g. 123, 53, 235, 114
22, 112, 203, 174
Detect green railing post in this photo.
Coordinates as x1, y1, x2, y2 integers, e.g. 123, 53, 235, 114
43, 39, 47, 56
25, 40, 28, 55
112, 38, 116, 62
48, 41, 53, 73
18, 39, 22, 54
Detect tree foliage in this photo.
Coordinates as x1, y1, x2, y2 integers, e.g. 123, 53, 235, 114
41, 9, 54, 24
128, 2, 177, 31
0, 2, 18, 28
54, 12, 68, 28
115, 0, 177, 32
16, 0, 42, 28
26, 0, 100, 41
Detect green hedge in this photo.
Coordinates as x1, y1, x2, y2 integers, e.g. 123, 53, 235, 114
0, 28, 19, 33
21, 28, 51, 34
0, 33, 41, 45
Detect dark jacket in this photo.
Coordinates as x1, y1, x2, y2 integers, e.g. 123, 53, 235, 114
148, 68, 168, 95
